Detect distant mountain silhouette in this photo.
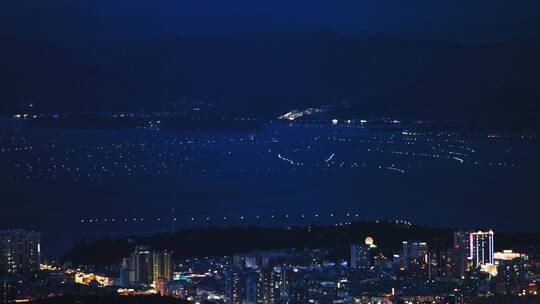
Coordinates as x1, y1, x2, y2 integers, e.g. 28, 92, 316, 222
1, 6, 539, 120
61, 222, 540, 268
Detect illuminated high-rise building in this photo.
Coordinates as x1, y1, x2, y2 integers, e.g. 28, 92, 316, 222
130, 246, 153, 285
278, 265, 290, 301
402, 241, 428, 266
351, 236, 376, 269
402, 241, 429, 277
127, 247, 173, 287
0, 230, 40, 275
153, 250, 173, 282
453, 230, 471, 277
428, 250, 453, 279
469, 230, 494, 269
350, 244, 371, 269
225, 267, 243, 304
257, 267, 275, 304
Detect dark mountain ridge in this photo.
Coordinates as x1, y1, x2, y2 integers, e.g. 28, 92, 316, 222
62, 222, 540, 268
1, 3, 539, 120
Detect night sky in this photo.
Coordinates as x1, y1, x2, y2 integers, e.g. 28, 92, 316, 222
1, 0, 540, 115
4, 0, 540, 40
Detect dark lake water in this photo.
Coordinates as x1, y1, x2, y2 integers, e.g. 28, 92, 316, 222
1, 119, 539, 257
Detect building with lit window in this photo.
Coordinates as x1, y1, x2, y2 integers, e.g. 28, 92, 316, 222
402, 241, 429, 277
126, 246, 173, 287
470, 230, 494, 269
453, 230, 472, 277
351, 236, 377, 269
258, 267, 275, 304
350, 244, 371, 269
129, 246, 153, 285
0, 230, 40, 275
225, 266, 243, 304
153, 250, 173, 282
494, 250, 526, 264
1, 277, 15, 304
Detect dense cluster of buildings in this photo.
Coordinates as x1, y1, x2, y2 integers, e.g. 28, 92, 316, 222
118, 246, 173, 292
112, 229, 539, 303
2, 228, 540, 304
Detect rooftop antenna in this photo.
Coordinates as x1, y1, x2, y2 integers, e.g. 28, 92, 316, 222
171, 208, 176, 233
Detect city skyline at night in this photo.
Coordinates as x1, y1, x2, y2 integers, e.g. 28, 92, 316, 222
2, 1, 540, 303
